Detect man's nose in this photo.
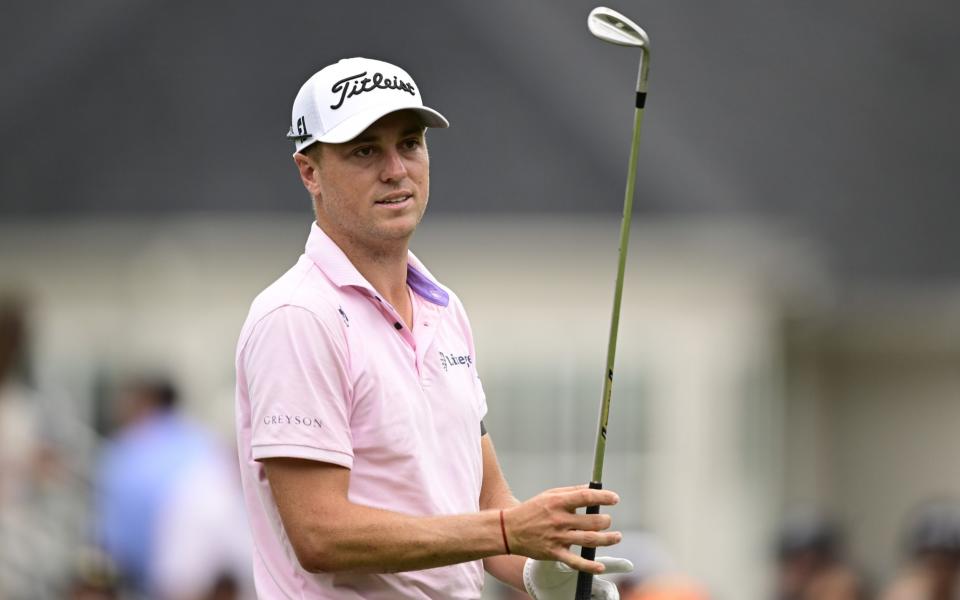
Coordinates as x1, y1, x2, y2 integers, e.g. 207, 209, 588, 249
380, 148, 408, 182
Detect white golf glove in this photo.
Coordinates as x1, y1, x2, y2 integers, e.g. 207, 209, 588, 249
522, 557, 634, 600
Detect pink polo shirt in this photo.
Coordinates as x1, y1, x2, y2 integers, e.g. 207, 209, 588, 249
235, 224, 489, 599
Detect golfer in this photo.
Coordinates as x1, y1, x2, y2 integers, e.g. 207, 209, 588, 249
235, 57, 632, 599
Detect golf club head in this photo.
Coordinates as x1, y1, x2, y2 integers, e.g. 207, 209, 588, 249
588, 6, 649, 49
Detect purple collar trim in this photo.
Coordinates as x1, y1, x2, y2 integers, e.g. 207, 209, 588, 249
407, 264, 449, 307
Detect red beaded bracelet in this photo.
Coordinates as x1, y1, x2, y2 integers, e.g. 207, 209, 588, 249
499, 509, 511, 555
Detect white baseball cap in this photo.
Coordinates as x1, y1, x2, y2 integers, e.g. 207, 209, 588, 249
286, 57, 449, 152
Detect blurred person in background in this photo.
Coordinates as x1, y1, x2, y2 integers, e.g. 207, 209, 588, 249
64, 547, 119, 600
93, 376, 253, 600
0, 294, 63, 598
773, 514, 868, 600
0, 296, 37, 507
612, 531, 675, 598
612, 532, 710, 600
882, 502, 960, 600
622, 577, 710, 600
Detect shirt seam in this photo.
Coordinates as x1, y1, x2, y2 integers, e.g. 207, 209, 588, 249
252, 443, 353, 463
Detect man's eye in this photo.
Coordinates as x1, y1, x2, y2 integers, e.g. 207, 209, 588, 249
353, 147, 374, 158
402, 138, 421, 150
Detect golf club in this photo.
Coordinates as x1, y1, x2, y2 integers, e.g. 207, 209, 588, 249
576, 7, 651, 600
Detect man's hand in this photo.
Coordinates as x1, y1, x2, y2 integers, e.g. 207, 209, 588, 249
523, 557, 634, 600
502, 485, 622, 573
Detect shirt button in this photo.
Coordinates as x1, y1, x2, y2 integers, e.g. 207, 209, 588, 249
394, 322, 402, 330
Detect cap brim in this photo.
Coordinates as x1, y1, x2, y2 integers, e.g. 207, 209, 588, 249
315, 104, 449, 145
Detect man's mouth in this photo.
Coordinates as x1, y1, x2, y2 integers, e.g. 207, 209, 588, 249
375, 193, 413, 205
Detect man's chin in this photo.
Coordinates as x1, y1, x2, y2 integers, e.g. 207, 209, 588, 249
374, 221, 418, 244
380, 213, 422, 237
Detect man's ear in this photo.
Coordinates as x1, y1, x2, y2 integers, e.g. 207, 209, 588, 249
293, 152, 322, 198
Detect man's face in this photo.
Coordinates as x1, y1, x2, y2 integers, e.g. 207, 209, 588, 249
298, 110, 430, 253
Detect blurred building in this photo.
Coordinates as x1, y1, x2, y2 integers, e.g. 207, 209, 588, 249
784, 289, 960, 583
1, 214, 959, 599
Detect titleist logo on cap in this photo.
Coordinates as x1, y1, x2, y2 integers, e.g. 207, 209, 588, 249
330, 71, 416, 110
287, 58, 447, 149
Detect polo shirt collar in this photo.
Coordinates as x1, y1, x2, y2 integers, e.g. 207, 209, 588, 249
305, 223, 450, 307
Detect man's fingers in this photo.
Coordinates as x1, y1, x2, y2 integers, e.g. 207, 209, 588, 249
562, 489, 620, 510
568, 530, 623, 549
554, 548, 606, 575
574, 513, 613, 531
545, 483, 590, 494
510, 487, 623, 561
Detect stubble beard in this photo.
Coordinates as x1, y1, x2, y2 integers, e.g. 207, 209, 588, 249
364, 196, 428, 261
316, 194, 428, 263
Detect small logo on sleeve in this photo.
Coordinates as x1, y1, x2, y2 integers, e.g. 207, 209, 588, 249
263, 415, 323, 428
438, 351, 473, 372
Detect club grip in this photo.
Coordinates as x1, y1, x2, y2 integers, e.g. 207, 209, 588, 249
575, 482, 603, 600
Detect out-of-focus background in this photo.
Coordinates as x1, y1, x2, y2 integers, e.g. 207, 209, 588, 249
3, 1, 960, 599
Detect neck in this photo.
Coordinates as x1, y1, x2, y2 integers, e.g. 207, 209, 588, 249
317, 222, 412, 318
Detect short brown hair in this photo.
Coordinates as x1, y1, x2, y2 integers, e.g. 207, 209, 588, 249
302, 142, 324, 164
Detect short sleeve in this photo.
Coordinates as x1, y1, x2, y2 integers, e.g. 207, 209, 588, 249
452, 294, 488, 423
474, 374, 488, 424
242, 305, 354, 468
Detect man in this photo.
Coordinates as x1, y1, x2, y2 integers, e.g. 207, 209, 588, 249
772, 515, 865, 600
0, 295, 54, 598
235, 57, 632, 599
96, 376, 253, 599
882, 503, 960, 600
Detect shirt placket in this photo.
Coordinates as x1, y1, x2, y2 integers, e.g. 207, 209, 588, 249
368, 292, 418, 362
412, 302, 441, 385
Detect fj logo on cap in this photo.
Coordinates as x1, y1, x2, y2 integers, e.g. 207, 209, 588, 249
286, 115, 310, 141
330, 71, 416, 110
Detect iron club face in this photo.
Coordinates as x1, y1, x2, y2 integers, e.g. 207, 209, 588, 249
588, 6, 650, 49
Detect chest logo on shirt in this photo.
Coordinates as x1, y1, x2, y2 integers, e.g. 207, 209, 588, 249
338, 306, 350, 327
439, 351, 473, 372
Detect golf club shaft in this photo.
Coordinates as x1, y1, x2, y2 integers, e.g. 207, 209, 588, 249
575, 64, 647, 600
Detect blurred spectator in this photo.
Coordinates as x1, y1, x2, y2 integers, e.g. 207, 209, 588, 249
151, 450, 254, 600
881, 502, 960, 600
66, 580, 118, 600
93, 376, 253, 599
623, 576, 710, 600
0, 296, 37, 503
612, 531, 677, 598
205, 574, 242, 600
64, 546, 119, 600
0, 294, 61, 597
773, 514, 867, 600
